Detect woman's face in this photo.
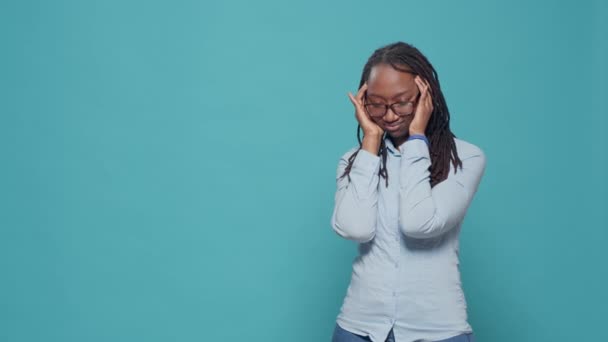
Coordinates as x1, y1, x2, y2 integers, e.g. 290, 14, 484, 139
365, 63, 419, 144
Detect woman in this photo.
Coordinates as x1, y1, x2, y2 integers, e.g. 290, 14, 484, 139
331, 42, 486, 342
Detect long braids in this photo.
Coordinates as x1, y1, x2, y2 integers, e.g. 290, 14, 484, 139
340, 41, 462, 188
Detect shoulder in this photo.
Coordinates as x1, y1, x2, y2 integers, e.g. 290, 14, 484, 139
339, 146, 361, 162
454, 137, 485, 161
452, 138, 486, 177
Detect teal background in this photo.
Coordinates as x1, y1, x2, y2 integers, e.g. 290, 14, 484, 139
1, 1, 606, 341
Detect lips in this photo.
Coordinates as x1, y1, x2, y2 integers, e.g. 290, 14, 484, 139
385, 122, 402, 132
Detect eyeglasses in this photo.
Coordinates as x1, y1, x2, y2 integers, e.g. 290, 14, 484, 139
363, 94, 420, 118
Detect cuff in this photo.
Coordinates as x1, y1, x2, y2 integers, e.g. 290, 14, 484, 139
399, 138, 430, 160
351, 148, 381, 176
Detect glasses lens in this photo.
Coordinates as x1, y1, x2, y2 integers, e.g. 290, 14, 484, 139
365, 104, 386, 117
393, 102, 414, 116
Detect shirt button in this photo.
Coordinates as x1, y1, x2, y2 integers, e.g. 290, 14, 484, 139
392, 291, 397, 297
394, 262, 398, 268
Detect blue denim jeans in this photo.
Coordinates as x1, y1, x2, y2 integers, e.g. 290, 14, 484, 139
332, 323, 476, 342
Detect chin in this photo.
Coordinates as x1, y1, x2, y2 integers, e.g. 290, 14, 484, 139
386, 129, 408, 140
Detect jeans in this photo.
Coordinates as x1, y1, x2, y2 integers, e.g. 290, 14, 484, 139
331, 323, 476, 342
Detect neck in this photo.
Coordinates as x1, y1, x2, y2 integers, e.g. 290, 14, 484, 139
389, 134, 409, 148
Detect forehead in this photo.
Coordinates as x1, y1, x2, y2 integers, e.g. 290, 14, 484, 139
367, 63, 416, 98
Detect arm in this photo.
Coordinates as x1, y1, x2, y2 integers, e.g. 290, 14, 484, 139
330, 148, 381, 242
398, 139, 486, 239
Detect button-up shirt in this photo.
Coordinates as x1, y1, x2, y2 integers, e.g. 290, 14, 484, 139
331, 137, 486, 342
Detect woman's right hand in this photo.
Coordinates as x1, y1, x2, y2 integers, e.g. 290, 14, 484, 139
348, 83, 384, 154
348, 83, 384, 137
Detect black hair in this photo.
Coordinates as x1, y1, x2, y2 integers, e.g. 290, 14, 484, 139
340, 41, 462, 188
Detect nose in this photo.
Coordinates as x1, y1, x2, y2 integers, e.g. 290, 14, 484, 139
383, 107, 399, 122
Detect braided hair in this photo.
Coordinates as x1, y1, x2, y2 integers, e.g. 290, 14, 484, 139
340, 41, 462, 188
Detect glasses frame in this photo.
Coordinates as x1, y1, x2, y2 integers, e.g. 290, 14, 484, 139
363, 92, 421, 118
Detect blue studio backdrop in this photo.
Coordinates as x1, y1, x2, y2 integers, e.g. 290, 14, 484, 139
1, 1, 606, 341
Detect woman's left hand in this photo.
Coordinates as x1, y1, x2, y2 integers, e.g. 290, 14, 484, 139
409, 75, 433, 136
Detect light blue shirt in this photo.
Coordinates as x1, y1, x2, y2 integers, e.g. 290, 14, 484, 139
331, 137, 486, 342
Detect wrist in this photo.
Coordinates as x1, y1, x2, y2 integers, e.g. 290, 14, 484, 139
407, 133, 430, 147
362, 134, 382, 155
409, 130, 426, 136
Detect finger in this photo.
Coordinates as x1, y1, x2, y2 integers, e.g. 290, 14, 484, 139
414, 76, 424, 92
347, 92, 360, 108
422, 78, 435, 111
420, 77, 433, 96
421, 77, 431, 95
348, 94, 368, 123
424, 88, 433, 112
415, 83, 430, 111
422, 82, 432, 103
416, 77, 428, 101
415, 76, 430, 92
356, 83, 368, 101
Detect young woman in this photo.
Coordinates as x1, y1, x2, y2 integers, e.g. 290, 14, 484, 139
330, 42, 486, 342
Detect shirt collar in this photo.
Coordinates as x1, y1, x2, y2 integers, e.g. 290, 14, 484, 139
384, 136, 401, 157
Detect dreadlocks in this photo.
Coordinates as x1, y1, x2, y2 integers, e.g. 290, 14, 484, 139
340, 41, 462, 188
